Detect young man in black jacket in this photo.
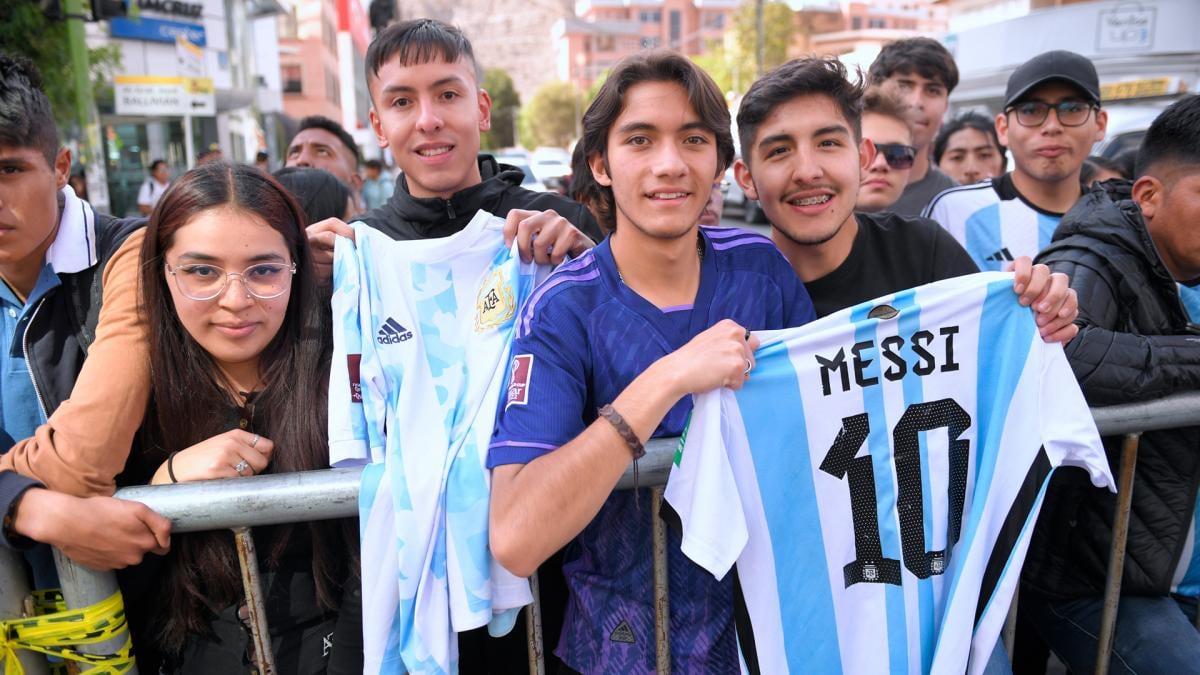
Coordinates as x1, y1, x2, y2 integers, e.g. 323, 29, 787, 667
306, 19, 601, 283
1026, 95, 1200, 674
303, 19, 597, 670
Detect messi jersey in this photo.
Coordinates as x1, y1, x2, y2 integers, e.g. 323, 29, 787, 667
329, 212, 540, 674
488, 226, 816, 674
665, 272, 1114, 675
924, 175, 1062, 272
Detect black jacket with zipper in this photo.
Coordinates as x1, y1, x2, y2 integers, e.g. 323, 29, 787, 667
1025, 180, 1200, 598
356, 155, 604, 243
24, 212, 144, 418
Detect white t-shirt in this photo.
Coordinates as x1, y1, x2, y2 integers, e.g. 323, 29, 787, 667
136, 178, 168, 208
666, 272, 1114, 675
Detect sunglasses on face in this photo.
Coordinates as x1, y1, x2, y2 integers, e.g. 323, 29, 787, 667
873, 143, 917, 170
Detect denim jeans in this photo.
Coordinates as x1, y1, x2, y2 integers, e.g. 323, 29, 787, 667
1022, 591, 1200, 674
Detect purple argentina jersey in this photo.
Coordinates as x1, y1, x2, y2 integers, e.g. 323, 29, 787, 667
488, 226, 815, 674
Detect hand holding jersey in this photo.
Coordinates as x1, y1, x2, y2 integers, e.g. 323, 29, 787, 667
1008, 255, 1078, 342
307, 208, 594, 284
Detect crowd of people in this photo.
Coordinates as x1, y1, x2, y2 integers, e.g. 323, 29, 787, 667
1, 15, 1198, 675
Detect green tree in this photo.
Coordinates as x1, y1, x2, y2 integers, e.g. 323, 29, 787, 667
732, 1, 793, 79
0, 1, 123, 133
517, 81, 582, 150
584, 69, 609, 107
480, 68, 520, 150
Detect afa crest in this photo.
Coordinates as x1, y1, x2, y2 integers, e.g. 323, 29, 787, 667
475, 267, 516, 332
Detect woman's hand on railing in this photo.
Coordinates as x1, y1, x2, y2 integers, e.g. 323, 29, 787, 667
150, 430, 273, 484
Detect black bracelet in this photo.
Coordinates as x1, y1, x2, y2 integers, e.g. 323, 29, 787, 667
167, 451, 180, 484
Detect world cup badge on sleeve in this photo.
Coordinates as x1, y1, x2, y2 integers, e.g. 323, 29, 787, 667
475, 267, 516, 332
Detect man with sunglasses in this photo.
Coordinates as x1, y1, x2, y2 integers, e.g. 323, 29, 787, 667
925, 50, 1107, 272
857, 88, 919, 213
733, 56, 1078, 348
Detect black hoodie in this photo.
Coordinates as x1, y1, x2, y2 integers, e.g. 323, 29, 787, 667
357, 155, 603, 243
1023, 180, 1200, 599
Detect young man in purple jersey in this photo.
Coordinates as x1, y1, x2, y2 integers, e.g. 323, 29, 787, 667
487, 50, 815, 673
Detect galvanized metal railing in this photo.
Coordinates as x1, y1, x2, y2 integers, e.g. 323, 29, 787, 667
2, 390, 1199, 674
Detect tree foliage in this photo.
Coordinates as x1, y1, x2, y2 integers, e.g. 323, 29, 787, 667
518, 81, 582, 150
0, 1, 123, 133
692, 2, 793, 97
481, 68, 520, 150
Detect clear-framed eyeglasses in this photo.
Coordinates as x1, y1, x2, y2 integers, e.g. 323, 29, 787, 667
165, 261, 297, 301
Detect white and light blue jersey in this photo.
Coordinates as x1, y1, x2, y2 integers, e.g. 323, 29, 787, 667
665, 272, 1114, 675
1170, 283, 1200, 597
1179, 284, 1200, 323
924, 175, 1063, 272
329, 212, 541, 674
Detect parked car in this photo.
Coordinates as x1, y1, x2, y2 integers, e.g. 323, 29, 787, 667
720, 166, 767, 224
531, 147, 572, 183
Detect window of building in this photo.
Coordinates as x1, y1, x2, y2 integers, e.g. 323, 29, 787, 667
703, 11, 724, 29
326, 68, 340, 106
639, 10, 661, 22
852, 16, 862, 30
669, 10, 681, 46
596, 34, 615, 51
282, 64, 302, 94
868, 17, 886, 28
640, 36, 660, 49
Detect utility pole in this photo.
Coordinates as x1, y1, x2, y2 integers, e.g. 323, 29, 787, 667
755, 0, 764, 79
64, 0, 110, 212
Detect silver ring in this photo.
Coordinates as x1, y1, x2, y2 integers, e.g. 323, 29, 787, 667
744, 359, 752, 375
250, 434, 260, 448
234, 460, 250, 475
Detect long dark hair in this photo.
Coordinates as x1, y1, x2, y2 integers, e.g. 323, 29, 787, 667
138, 162, 350, 653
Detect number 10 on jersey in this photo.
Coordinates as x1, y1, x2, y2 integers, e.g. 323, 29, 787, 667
819, 399, 972, 588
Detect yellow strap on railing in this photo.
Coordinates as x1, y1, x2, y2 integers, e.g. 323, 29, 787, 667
1, 589, 134, 675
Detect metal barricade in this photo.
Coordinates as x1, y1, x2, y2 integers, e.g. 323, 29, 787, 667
2, 390, 1198, 674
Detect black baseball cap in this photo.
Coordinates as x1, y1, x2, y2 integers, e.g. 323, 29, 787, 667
1004, 50, 1101, 108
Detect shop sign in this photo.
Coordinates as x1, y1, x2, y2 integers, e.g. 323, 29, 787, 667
110, 16, 206, 47
137, 0, 203, 18
114, 75, 215, 116
1100, 76, 1185, 101
1096, 4, 1156, 51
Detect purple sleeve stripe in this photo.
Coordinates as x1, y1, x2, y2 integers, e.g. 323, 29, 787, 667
712, 235, 772, 250
519, 267, 601, 337
489, 440, 560, 451
703, 226, 759, 239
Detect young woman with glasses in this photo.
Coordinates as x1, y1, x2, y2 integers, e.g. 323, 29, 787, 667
123, 162, 361, 674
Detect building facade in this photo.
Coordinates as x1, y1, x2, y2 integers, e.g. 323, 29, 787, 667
89, 0, 288, 216
554, 0, 740, 91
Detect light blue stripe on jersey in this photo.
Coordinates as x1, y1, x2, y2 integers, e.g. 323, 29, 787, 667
1177, 516, 1200, 596
964, 205, 1005, 271
1179, 284, 1200, 322
943, 279, 1034, 609
737, 339, 843, 672
1036, 213, 1057, 252
891, 289, 937, 673
850, 302, 909, 674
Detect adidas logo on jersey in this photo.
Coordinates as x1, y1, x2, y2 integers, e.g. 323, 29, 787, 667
985, 247, 1015, 263
609, 619, 636, 644
377, 318, 413, 345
